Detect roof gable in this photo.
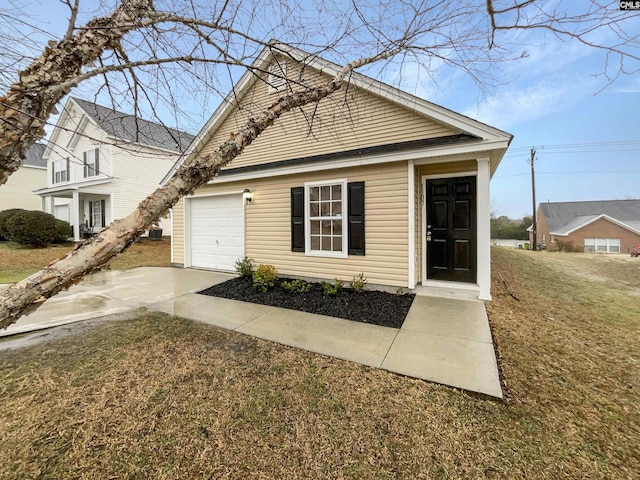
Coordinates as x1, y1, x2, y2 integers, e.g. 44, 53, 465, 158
70, 98, 195, 153
162, 43, 512, 182
540, 200, 640, 235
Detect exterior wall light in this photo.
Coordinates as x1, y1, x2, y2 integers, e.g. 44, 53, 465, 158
243, 188, 254, 203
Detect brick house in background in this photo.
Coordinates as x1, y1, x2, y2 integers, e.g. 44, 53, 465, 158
531, 200, 640, 253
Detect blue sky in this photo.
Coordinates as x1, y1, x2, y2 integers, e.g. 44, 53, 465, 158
7, 1, 640, 219
392, 17, 640, 218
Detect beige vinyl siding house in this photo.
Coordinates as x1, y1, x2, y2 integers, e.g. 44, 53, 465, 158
0, 144, 47, 211
173, 161, 409, 286
167, 44, 512, 300
197, 61, 457, 170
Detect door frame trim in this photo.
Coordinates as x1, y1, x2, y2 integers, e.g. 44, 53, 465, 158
184, 190, 246, 270
421, 171, 477, 288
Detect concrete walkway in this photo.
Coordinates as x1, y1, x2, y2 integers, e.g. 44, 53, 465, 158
1, 267, 503, 398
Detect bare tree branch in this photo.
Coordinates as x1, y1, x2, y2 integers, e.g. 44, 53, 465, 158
0, 49, 397, 328
0, 0, 638, 327
0, 0, 158, 187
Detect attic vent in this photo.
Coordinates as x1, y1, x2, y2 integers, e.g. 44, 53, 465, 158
268, 61, 287, 93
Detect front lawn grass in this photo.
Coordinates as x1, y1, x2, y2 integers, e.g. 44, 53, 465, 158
0, 238, 171, 283
0, 247, 638, 478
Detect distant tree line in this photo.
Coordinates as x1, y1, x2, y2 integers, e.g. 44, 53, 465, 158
491, 215, 532, 240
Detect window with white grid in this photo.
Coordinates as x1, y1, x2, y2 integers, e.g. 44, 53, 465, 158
305, 179, 347, 258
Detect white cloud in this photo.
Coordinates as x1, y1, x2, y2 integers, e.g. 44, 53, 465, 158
463, 76, 594, 130
379, 58, 446, 101
614, 76, 640, 93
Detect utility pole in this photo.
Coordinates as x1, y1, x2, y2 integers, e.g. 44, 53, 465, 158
529, 147, 537, 251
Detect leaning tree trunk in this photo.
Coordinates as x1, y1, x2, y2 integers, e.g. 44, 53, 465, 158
0, 0, 154, 187
0, 52, 389, 328
0, 0, 393, 328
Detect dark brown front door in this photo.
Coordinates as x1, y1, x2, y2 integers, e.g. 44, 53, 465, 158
426, 176, 477, 283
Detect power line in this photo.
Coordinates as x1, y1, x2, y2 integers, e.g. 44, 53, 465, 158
503, 148, 640, 159
494, 169, 640, 179
506, 139, 640, 153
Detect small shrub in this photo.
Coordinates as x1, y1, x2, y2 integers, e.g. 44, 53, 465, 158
235, 256, 255, 277
0, 208, 25, 240
320, 278, 343, 296
395, 287, 406, 296
253, 264, 277, 292
53, 219, 72, 243
556, 240, 584, 253
7, 210, 57, 247
282, 278, 312, 293
350, 272, 368, 292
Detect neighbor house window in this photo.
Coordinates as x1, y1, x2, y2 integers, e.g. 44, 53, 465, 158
305, 179, 347, 257
584, 238, 620, 253
52, 158, 70, 183
83, 148, 99, 177
89, 200, 104, 229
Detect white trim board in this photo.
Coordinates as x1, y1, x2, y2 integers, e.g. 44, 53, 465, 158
202, 145, 503, 187
551, 213, 640, 237
407, 160, 416, 289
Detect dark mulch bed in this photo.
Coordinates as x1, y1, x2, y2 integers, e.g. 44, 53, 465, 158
198, 277, 415, 329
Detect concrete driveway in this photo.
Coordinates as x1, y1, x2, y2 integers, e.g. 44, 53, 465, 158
1, 267, 503, 398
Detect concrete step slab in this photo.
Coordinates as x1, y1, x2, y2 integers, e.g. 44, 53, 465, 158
236, 307, 399, 369
402, 296, 494, 343
151, 294, 276, 330
382, 329, 503, 398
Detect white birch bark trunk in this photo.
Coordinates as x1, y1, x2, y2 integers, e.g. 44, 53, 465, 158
0, 0, 153, 187
0, 75, 352, 328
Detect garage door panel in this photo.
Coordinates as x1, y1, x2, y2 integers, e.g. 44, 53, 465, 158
190, 195, 244, 271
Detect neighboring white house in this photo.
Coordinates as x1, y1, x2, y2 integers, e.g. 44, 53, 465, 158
0, 143, 47, 212
34, 97, 195, 241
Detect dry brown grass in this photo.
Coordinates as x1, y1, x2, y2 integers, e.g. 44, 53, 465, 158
0, 238, 171, 283
534, 251, 640, 292
0, 248, 638, 479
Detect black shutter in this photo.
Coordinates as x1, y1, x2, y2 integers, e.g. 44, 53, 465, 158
88, 201, 93, 227
66, 157, 70, 181
291, 187, 305, 252
95, 148, 100, 176
83, 151, 87, 178
348, 181, 365, 255
100, 199, 106, 227
51, 162, 55, 184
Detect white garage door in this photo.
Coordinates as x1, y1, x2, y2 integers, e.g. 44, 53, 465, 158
189, 194, 244, 271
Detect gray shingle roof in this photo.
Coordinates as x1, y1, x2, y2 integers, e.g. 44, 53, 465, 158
540, 200, 640, 234
23, 143, 46, 168
71, 97, 195, 153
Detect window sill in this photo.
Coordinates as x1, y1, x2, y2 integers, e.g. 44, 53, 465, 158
304, 250, 348, 259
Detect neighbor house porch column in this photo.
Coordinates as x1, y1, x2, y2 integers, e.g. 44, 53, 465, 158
72, 190, 81, 241
476, 157, 491, 300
